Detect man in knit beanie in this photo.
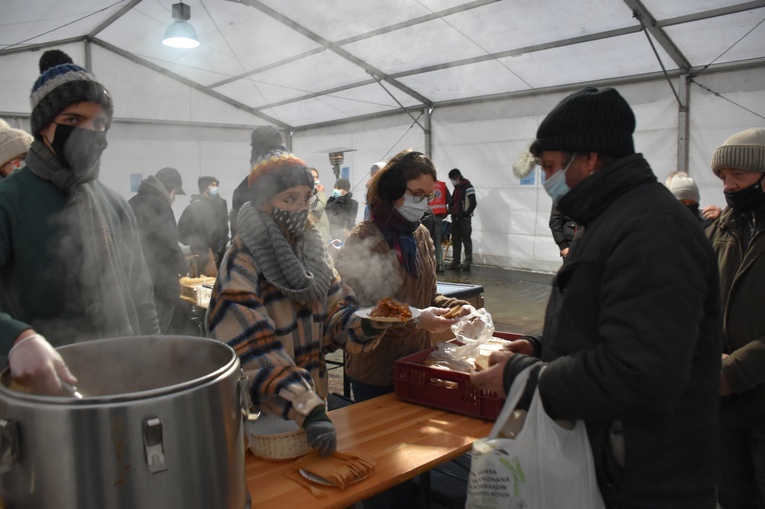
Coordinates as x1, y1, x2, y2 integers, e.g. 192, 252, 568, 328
325, 177, 359, 240
664, 171, 720, 228
706, 127, 765, 509
0, 120, 33, 179
473, 87, 722, 508
0, 49, 159, 397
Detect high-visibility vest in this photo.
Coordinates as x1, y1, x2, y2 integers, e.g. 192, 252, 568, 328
429, 180, 448, 215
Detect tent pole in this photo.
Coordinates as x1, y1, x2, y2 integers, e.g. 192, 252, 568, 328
424, 108, 433, 158
677, 73, 690, 174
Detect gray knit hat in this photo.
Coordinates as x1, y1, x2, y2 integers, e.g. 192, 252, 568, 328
0, 120, 33, 167
711, 128, 765, 176
29, 50, 113, 137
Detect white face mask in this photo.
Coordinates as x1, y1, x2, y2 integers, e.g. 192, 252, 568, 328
396, 193, 430, 222
450, 178, 459, 186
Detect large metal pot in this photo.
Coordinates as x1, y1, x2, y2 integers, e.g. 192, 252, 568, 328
0, 335, 249, 509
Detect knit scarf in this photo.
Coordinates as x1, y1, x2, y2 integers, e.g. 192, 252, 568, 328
25, 140, 134, 338
237, 202, 334, 305
372, 207, 420, 277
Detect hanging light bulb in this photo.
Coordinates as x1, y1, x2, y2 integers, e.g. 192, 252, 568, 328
162, 2, 200, 48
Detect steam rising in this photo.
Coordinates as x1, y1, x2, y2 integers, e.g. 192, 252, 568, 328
335, 234, 404, 307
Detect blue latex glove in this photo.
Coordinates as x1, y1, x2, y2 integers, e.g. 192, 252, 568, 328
305, 420, 337, 457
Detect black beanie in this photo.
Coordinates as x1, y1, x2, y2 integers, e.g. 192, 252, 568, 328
530, 87, 636, 158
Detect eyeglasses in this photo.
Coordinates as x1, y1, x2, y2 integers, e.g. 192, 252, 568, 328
406, 187, 436, 204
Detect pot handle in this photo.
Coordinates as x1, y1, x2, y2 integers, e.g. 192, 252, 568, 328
0, 419, 19, 473
237, 372, 251, 421
143, 417, 167, 474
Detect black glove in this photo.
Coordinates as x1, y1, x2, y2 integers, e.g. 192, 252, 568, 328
302, 407, 337, 457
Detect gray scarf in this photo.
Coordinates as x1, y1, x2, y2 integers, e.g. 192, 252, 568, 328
25, 140, 134, 339
237, 202, 334, 305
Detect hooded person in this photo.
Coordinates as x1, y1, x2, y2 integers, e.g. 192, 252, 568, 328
0, 120, 33, 179
446, 168, 476, 271
471, 87, 721, 509
128, 167, 187, 333
205, 145, 390, 457
706, 127, 765, 509
0, 49, 159, 395
325, 177, 359, 240
178, 175, 229, 276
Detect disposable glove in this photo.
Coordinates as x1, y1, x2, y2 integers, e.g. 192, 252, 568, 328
8, 333, 77, 395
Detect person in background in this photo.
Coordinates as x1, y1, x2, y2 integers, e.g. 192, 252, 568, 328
231, 126, 285, 237
309, 167, 331, 241
706, 127, 765, 509
336, 150, 473, 402
128, 167, 187, 333
447, 168, 477, 272
664, 171, 722, 229
206, 145, 390, 458
0, 49, 159, 394
363, 161, 386, 220
178, 176, 229, 277
471, 87, 721, 509
548, 202, 578, 258
0, 120, 33, 179
325, 177, 358, 240
427, 176, 450, 273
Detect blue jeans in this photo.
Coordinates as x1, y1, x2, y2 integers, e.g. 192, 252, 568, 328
718, 425, 765, 509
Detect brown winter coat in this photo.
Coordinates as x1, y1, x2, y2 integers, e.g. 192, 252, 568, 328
708, 207, 765, 428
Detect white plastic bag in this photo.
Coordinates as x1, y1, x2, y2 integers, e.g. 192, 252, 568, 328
466, 367, 606, 509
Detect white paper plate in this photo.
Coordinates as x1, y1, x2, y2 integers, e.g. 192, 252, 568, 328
355, 306, 420, 323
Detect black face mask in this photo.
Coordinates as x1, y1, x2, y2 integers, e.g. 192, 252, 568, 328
725, 174, 765, 213
50, 123, 108, 182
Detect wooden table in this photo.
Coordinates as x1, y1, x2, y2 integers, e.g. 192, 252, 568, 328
246, 394, 493, 508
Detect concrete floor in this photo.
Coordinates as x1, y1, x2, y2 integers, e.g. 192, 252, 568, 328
327, 265, 554, 396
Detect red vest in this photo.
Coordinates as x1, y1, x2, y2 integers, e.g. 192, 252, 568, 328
429, 180, 448, 215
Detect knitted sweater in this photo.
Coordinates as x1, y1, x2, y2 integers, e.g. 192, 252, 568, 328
206, 235, 384, 425
0, 167, 159, 354
335, 220, 467, 386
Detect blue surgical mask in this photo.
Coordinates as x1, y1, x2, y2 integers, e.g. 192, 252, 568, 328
543, 154, 576, 203
396, 193, 430, 222
208, 186, 219, 197
332, 189, 343, 198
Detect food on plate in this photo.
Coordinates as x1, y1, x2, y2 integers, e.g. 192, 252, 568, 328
443, 305, 464, 319
369, 297, 412, 321
295, 451, 376, 489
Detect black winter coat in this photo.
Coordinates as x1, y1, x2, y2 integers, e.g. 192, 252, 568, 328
128, 176, 186, 330
178, 194, 229, 258
510, 154, 722, 509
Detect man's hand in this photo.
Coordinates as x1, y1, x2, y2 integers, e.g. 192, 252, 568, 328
702, 205, 722, 221
470, 351, 514, 398
8, 331, 77, 395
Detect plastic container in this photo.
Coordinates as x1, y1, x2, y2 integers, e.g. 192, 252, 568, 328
393, 331, 523, 420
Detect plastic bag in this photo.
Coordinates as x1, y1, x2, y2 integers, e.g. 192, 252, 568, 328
466, 367, 606, 509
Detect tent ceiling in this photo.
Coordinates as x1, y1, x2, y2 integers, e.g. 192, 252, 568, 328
2, 0, 764, 130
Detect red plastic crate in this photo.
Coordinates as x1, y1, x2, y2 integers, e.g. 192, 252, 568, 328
393, 331, 523, 420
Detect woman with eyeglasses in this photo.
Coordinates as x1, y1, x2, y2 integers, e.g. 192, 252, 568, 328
206, 147, 390, 457
335, 149, 475, 403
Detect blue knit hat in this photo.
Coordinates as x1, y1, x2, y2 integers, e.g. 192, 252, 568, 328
29, 50, 113, 137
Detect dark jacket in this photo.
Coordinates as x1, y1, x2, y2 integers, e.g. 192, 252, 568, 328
449, 178, 476, 219
707, 205, 765, 428
0, 168, 159, 353
325, 192, 358, 239
548, 202, 578, 250
178, 194, 229, 260
507, 154, 721, 509
128, 176, 186, 331
230, 175, 249, 237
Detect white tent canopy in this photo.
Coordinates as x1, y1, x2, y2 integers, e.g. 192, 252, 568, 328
2, 0, 764, 272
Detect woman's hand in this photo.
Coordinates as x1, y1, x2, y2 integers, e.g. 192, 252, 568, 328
418, 306, 459, 333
